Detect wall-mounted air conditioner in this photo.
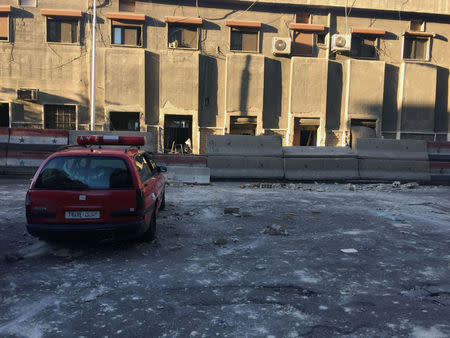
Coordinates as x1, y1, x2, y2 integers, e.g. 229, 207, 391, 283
272, 37, 292, 55
331, 34, 351, 52
17, 89, 39, 102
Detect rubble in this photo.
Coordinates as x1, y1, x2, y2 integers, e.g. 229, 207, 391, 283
262, 225, 289, 236
213, 237, 228, 245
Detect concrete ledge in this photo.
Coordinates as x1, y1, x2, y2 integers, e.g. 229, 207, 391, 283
163, 166, 210, 185
207, 135, 283, 157
356, 138, 428, 160
208, 156, 284, 179
285, 158, 359, 180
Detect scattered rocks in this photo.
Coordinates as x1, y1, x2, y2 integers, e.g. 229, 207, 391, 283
223, 207, 240, 216
4, 253, 24, 263
392, 181, 401, 188
403, 182, 419, 189
340, 248, 358, 254
255, 264, 267, 270
184, 210, 195, 216
262, 225, 289, 236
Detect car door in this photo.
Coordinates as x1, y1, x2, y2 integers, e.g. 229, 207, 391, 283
143, 153, 165, 212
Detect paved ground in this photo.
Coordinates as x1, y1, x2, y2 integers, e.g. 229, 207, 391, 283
0, 178, 449, 338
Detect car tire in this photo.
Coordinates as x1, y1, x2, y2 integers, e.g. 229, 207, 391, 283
142, 212, 156, 242
160, 192, 166, 211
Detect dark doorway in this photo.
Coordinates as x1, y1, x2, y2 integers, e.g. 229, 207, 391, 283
293, 118, 319, 146
110, 111, 140, 131
164, 115, 192, 153
44, 105, 76, 130
0, 103, 9, 127
350, 119, 377, 149
230, 116, 257, 135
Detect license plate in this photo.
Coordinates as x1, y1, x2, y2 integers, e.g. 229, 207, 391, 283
65, 211, 100, 219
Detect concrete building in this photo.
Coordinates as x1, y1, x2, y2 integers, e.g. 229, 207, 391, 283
0, 0, 449, 154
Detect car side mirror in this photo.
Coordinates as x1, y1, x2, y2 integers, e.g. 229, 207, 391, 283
158, 166, 167, 173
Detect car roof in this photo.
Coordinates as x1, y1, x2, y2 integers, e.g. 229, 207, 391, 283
48, 146, 142, 159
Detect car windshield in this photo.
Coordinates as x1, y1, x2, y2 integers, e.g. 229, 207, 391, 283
34, 156, 134, 190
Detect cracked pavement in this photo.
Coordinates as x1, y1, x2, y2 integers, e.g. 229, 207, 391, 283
0, 178, 450, 337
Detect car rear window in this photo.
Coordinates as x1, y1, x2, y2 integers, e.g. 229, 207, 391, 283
34, 156, 134, 190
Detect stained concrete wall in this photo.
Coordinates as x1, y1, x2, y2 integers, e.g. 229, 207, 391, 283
399, 63, 437, 135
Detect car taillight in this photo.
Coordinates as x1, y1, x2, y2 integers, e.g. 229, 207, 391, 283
136, 189, 144, 212
25, 190, 31, 207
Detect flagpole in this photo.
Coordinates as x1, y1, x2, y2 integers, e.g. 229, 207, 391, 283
90, 0, 97, 131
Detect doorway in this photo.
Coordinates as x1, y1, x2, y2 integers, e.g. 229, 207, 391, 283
229, 116, 257, 135
293, 118, 319, 146
164, 115, 192, 153
350, 119, 376, 149
0, 103, 9, 127
110, 111, 140, 131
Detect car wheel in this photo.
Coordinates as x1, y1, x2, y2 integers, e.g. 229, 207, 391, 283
142, 212, 156, 242
160, 192, 166, 211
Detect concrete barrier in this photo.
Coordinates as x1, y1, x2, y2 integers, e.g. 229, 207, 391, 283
6, 128, 68, 169
207, 135, 284, 179
69, 130, 152, 151
357, 138, 431, 182
152, 154, 210, 184
283, 146, 359, 180
0, 128, 9, 167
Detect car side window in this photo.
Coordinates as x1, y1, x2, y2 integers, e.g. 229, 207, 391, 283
134, 154, 152, 182
143, 153, 158, 176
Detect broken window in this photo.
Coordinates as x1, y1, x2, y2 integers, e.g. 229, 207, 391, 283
403, 36, 430, 61
230, 116, 257, 136
351, 35, 378, 59
111, 21, 142, 46
119, 0, 135, 12
230, 28, 259, 52
46, 17, 78, 43
44, 105, 76, 130
0, 103, 9, 127
109, 111, 140, 131
0, 14, 9, 41
293, 118, 319, 146
168, 24, 198, 49
164, 115, 192, 154
350, 119, 376, 149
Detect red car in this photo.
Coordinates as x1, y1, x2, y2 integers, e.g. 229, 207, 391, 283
25, 135, 166, 242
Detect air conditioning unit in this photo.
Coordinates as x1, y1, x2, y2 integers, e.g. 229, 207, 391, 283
331, 34, 351, 52
272, 37, 291, 55
17, 89, 39, 102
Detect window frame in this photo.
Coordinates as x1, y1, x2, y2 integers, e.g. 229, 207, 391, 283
18, 0, 37, 7
0, 7, 11, 43
43, 104, 78, 130
110, 19, 143, 47
45, 16, 80, 45
229, 26, 260, 53
402, 33, 432, 62
350, 34, 379, 60
167, 23, 200, 50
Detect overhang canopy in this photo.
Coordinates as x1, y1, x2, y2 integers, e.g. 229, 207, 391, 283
164, 16, 202, 25
352, 28, 386, 36
226, 20, 261, 28
0, 6, 12, 13
40, 9, 83, 18
106, 12, 146, 22
289, 23, 325, 32
404, 31, 434, 38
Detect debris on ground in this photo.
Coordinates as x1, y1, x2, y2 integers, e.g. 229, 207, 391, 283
4, 253, 24, 263
403, 182, 419, 189
262, 225, 289, 236
184, 210, 195, 216
223, 207, 240, 216
392, 181, 401, 188
213, 237, 228, 245
341, 248, 358, 253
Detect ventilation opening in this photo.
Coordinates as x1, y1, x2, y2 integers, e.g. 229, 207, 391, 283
293, 118, 319, 146
350, 119, 376, 149
230, 116, 257, 136
164, 114, 192, 154
0, 103, 9, 127
110, 111, 140, 131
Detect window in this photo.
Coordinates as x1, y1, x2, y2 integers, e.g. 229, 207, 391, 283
111, 21, 142, 46
351, 36, 377, 58
109, 111, 140, 131
296, 12, 310, 24
403, 34, 431, 61
226, 20, 261, 53
168, 24, 198, 49
289, 23, 326, 56
0, 6, 11, 42
134, 154, 152, 182
410, 20, 425, 32
44, 105, 76, 130
293, 118, 319, 146
230, 116, 257, 136
230, 28, 259, 52
19, 0, 36, 6
47, 17, 78, 43
0, 103, 9, 127
119, 0, 135, 12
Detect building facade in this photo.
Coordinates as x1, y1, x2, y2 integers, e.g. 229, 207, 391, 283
0, 0, 449, 153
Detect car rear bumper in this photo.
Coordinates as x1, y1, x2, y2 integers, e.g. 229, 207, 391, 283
26, 220, 147, 241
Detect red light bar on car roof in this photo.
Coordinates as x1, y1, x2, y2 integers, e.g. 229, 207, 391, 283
76, 135, 146, 146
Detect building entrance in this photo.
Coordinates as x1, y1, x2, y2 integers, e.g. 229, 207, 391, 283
293, 118, 319, 146
164, 115, 192, 153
